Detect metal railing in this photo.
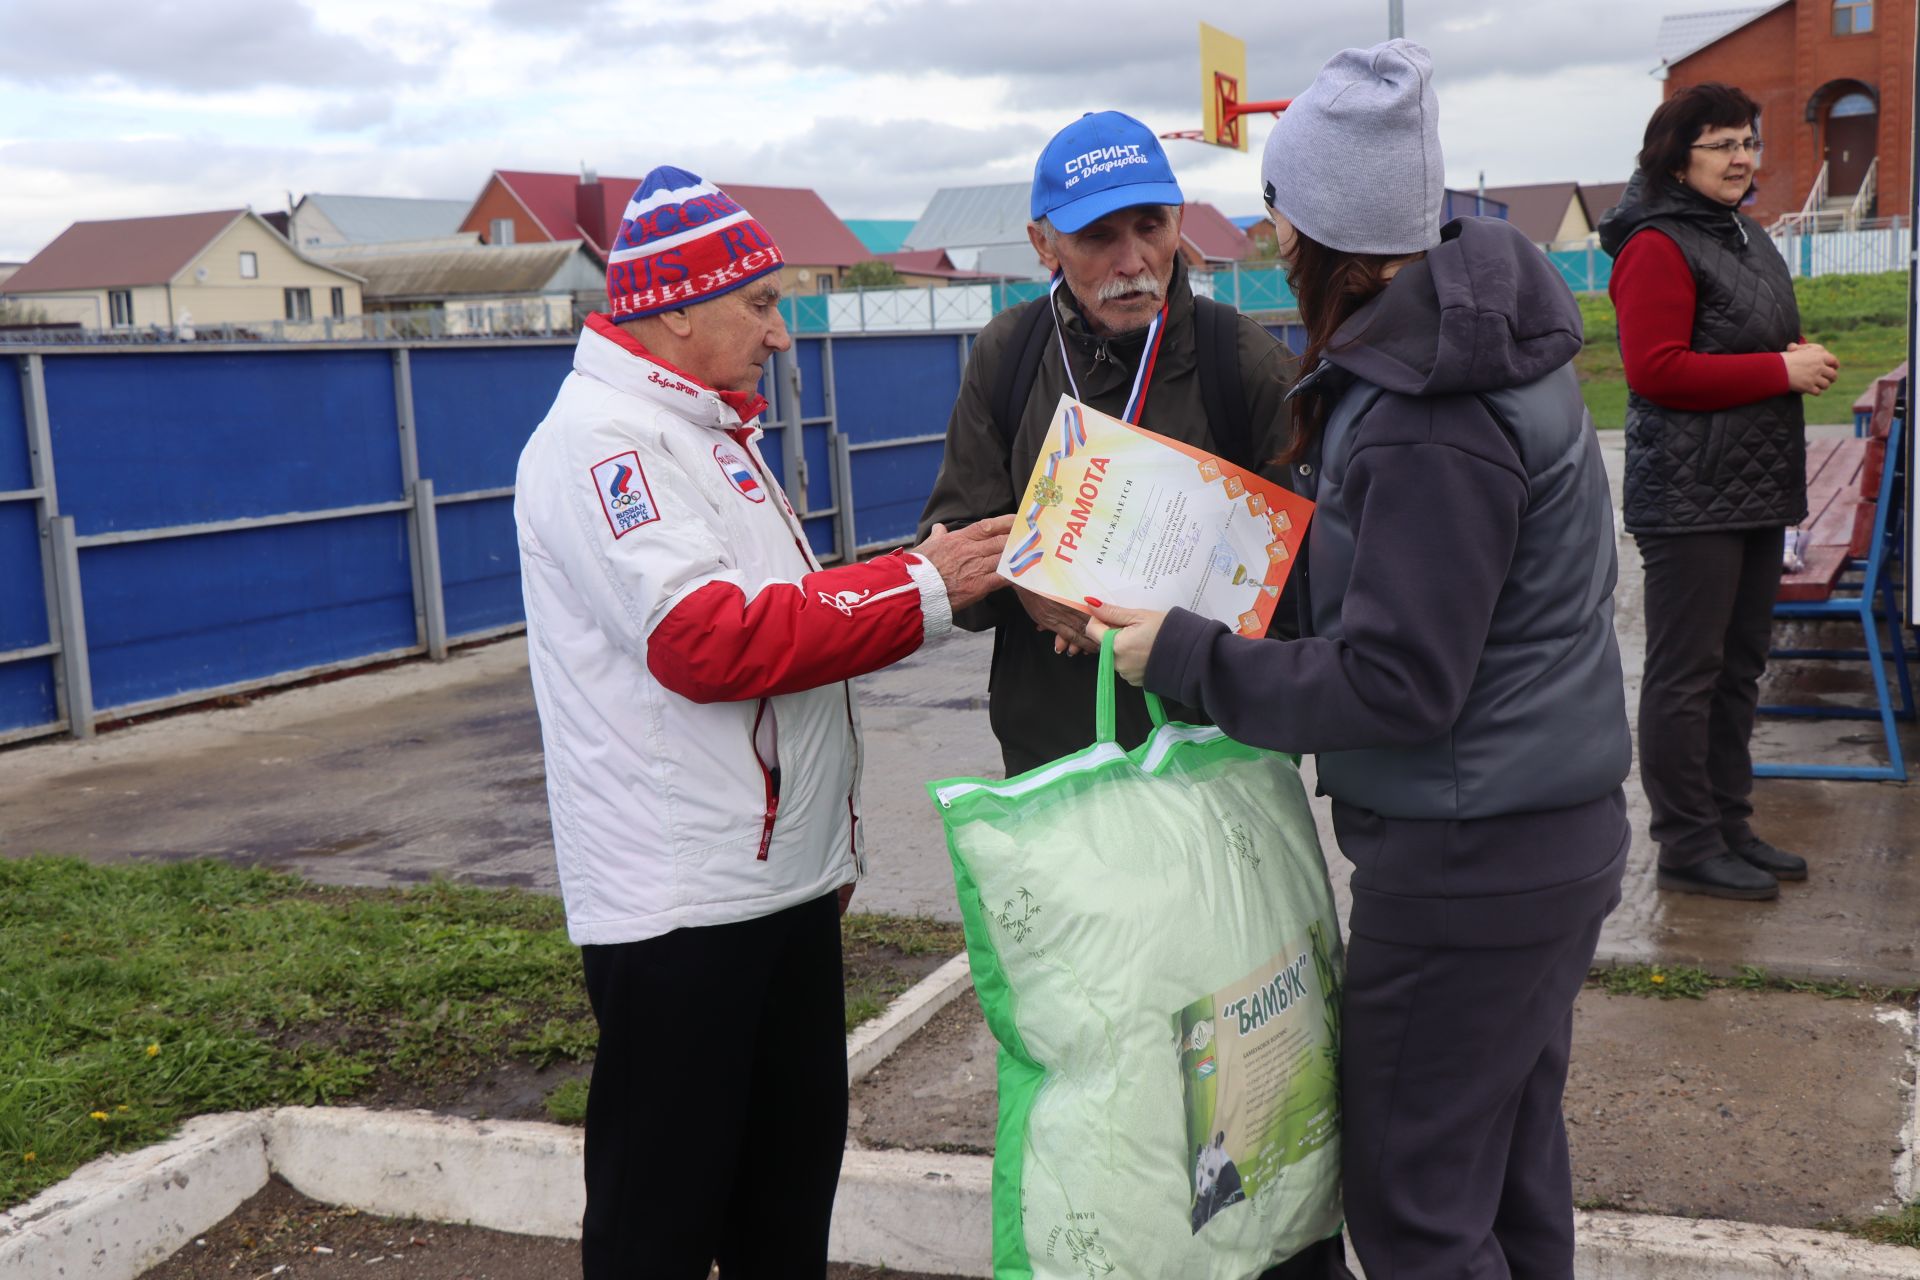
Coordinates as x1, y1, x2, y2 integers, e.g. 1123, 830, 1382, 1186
1776, 160, 1833, 235
1770, 216, 1911, 277
1846, 156, 1879, 229
0, 301, 589, 347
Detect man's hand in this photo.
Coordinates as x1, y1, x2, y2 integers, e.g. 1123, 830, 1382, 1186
1084, 604, 1167, 686
837, 883, 855, 916
1015, 584, 1095, 656
1783, 342, 1839, 396
915, 515, 1015, 612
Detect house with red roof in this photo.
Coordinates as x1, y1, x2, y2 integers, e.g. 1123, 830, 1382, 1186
459, 169, 871, 300
1179, 202, 1260, 269
0, 210, 363, 333
872, 248, 1008, 286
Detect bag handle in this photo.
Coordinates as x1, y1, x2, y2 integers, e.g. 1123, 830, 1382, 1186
1095, 631, 1170, 743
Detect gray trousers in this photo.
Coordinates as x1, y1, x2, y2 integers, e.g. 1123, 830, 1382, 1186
1339, 908, 1607, 1279
1635, 528, 1784, 866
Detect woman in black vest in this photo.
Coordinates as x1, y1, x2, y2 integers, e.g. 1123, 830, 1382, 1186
1598, 84, 1840, 900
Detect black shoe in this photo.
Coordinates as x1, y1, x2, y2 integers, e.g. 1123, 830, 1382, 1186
1731, 837, 1808, 881
1656, 852, 1780, 900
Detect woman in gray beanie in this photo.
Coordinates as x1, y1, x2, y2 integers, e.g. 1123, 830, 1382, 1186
1091, 39, 1631, 1278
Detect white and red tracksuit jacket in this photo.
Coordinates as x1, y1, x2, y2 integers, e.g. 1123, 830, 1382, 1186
514, 315, 953, 944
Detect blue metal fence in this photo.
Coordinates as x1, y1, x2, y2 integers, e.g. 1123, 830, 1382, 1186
1, 320, 1309, 743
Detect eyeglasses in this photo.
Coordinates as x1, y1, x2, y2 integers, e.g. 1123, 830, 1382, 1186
1691, 137, 1765, 156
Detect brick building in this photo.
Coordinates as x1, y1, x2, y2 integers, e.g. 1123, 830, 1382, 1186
1658, 0, 1914, 225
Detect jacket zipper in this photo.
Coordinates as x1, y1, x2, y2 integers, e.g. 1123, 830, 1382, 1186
751, 697, 781, 860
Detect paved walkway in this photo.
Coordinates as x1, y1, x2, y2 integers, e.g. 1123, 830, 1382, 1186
3, 436, 1915, 984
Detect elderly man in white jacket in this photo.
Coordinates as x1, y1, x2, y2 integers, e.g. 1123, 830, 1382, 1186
514, 166, 1010, 1279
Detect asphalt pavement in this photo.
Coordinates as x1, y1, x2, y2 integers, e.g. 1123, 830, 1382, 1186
2, 432, 1915, 985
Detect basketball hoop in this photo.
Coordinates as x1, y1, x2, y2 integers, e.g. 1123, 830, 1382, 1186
1166, 24, 1290, 150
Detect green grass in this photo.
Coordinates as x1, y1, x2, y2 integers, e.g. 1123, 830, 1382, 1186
1834, 1202, 1920, 1248
1589, 962, 1920, 1004
1576, 271, 1909, 429
0, 857, 591, 1209
0, 857, 965, 1208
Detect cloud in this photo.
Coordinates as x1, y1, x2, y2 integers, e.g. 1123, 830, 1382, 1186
733, 116, 1045, 206
316, 95, 397, 134
0, 0, 427, 92
619, 0, 1678, 115
485, 0, 618, 29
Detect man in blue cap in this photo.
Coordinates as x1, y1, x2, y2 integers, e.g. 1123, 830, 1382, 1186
920, 111, 1302, 776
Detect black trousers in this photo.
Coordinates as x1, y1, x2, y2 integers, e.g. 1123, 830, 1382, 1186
1636, 528, 1784, 867
579, 892, 848, 1279
1339, 909, 1607, 1280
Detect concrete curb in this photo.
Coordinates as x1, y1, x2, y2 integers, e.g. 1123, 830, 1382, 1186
0, 1113, 268, 1280
6, 960, 1917, 1279
268, 1107, 583, 1239
847, 952, 972, 1084
1573, 1210, 1920, 1278
828, 1149, 992, 1276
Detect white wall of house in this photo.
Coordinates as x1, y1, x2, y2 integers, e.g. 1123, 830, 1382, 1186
171, 218, 363, 327
12, 284, 171, 329
288, 203, 346, 251
437, 293, 574, 334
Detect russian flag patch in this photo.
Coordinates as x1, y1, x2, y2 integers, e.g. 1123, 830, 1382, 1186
713, 443, 768, 503
590, 451, 661, 538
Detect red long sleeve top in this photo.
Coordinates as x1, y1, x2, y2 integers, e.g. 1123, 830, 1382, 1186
1608, 229, 1792, 411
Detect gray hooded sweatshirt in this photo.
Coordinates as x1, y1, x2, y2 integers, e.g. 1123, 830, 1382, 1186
1146, 217, 1630, 948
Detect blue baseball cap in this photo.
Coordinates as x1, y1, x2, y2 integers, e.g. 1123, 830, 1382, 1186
1031, 111, 1185, 234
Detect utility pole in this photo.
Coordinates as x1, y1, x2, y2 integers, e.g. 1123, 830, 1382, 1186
1389, 0, 1404, 38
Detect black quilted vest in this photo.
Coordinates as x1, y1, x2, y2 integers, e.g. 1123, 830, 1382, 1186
1599, 175, 1807, 534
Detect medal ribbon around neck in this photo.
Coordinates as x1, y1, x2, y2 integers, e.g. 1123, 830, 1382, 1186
1046, 270, 1169, 426
1005, 276, 1169, 577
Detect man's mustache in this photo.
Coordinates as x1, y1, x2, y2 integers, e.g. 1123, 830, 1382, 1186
1098, 271, 1164, 303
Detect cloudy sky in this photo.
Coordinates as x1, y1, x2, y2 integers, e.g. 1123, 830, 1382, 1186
0, 0, 1690, 261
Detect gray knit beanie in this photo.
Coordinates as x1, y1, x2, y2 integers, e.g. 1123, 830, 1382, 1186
1261, 39, 1443, 255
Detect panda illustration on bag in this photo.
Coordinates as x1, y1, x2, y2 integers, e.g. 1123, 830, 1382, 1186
1190, 1130, 1246, 1232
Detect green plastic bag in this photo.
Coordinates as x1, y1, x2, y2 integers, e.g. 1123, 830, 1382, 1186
928, 634, 1344, 1279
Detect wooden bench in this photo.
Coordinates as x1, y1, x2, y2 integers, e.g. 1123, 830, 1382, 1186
1853, 360, 1907, 435
1759, 369, 1913, 781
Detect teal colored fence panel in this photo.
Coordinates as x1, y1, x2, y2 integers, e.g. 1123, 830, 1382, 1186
1546, 249, 1612, 294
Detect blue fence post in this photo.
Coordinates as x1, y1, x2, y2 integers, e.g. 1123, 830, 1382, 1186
390, 346, 444, 660
779, 347, 807, 516
832, 432, 857, 563
48, 514, 93, 738
412, 477, 448, 660
19, 353, 79, 736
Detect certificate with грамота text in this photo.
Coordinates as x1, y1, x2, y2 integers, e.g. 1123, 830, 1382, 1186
997, 395, 1315, 637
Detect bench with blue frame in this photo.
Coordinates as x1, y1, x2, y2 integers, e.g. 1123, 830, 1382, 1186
1759, 373, 1914, 781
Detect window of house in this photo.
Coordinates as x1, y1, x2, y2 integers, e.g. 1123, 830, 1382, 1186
108, 290, 133, 326
1834, 0, 1872, 34
489, 217, 515, 245
239, 251, 258, 279
816, 273, 834, 294
284, 288, 312, 322
1831, 91, 1877, 117
330, 287, 346, 319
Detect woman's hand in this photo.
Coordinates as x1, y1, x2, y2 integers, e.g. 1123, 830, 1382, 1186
1083, 604, 1166, 686
1783, 342, 1839, 396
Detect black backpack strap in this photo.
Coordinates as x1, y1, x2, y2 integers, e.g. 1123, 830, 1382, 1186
1193, 295, 1252, 469
989, 297, 1055, 455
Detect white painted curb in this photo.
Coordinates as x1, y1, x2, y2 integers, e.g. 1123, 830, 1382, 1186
0, 1113, 267, 1280
847, 952, 972, 1084
7, 962, 1918, 1280
268, 1107, 583, 1239
1573, 1210, 1920, 1279
828, 1149, 992, 1276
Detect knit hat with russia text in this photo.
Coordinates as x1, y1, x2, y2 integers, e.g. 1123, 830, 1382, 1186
605, 167, 785, 322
